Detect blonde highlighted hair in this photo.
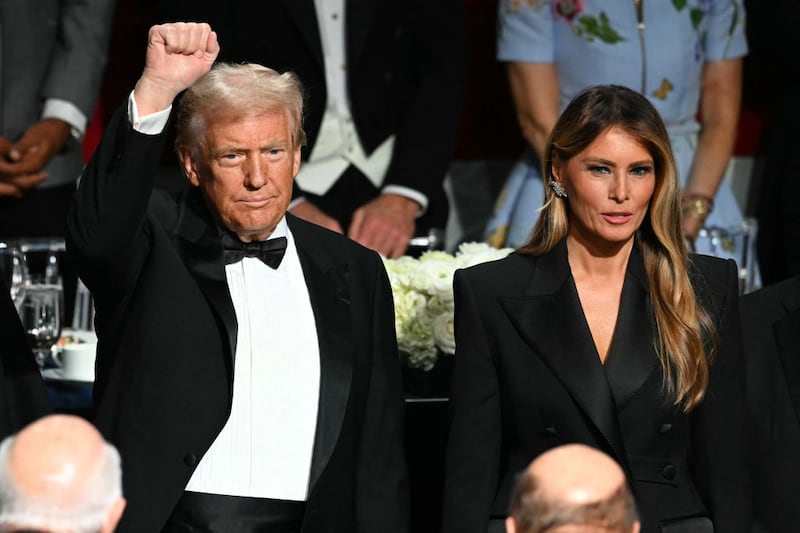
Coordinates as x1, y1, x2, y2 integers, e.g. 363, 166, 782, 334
175, 62, 307, 156
519, 85, 716, 411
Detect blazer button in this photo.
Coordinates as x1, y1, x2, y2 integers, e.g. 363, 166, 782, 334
659, 423, 672, 434
661, 464, 676, 480
184, 453, 197, 467
542, 426, 557, 436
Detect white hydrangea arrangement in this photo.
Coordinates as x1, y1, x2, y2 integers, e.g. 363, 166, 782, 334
382, 242, 514, 370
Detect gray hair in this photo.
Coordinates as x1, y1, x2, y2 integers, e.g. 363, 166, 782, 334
0, 436, 123, 533
176, 62, 307, 156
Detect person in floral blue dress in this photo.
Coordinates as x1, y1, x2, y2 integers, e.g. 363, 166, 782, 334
487, 0, 749, 261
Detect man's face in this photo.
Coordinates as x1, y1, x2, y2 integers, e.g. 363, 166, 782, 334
180, 110, 301, 242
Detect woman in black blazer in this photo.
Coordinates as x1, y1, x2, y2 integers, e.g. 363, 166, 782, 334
442, 86, 750, 533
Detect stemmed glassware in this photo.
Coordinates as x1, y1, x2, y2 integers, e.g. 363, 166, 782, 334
18, 275, 63, 369
0, 242, 28, 309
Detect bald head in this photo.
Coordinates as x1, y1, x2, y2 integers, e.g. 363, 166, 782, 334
0, 415, 125, 533
507, 445, 639, 533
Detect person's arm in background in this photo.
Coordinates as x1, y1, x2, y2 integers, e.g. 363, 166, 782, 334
506, 62, 560, 161
0, 0, 116, 197
682, 58, 743, 241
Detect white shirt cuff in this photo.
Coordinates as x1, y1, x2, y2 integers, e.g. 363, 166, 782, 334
128, 90, 172, 135
42, 98, 87, 140
382, 184, 428, 217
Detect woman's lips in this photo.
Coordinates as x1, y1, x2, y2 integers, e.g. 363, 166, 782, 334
602, 212, 633, 224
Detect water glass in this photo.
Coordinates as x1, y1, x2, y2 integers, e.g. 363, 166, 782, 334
17, 277, 63, 369
0, 242, 28, 308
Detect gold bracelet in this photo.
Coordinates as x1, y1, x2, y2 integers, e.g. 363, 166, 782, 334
681, 195, 713, 225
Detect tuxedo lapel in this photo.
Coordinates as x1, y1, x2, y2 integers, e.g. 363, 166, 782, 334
345, 0, 377, 62
174, 188, 238, 367
499, 241, 633, 478
604, 247, 660, 410
280, 0, 324, 69
774, 281, 800, 425
290, 217, 353, 493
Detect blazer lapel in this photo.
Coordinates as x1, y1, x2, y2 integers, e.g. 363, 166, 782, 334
499, 241, 633, 478
604, 246, 660, 410
345, 0, 377, 63
774, 281, 800, 425
174, 188, 238, 367
289, 216, 353, 493
280, 0, 324, 69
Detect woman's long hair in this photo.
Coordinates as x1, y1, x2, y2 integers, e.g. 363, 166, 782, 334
518, 85, 716, 411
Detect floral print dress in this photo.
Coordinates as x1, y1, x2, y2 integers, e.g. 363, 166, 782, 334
487, 0, 748, 252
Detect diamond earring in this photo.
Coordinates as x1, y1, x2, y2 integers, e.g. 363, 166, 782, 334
551, 180, 567, 198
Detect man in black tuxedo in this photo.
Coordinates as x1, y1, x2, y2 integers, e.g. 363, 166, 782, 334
158, 0, 466, 258
66, 22, 408, 533
741, 274, 800, 532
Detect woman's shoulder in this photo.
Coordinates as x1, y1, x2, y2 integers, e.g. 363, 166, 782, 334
688, 253, 738, 287
687, 253, 739, 317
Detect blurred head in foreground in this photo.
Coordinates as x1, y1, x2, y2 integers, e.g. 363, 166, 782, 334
506, 444, 640, 533
0, 415, 125, 533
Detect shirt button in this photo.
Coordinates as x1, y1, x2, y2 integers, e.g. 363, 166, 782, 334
184, 453, 197, 467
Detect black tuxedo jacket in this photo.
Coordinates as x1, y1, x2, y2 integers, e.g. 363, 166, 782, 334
66, 108, 409, 533
442, 240, 751, 533
159, 0, 466, 230
741, 275, 800, 532
0, 277, 51, 438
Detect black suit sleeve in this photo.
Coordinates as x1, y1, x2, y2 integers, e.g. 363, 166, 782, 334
378, 0, 466, 210
66, 105, 169, 304
0, 276, 52, 437
442, 269, 502, 533
356, 252, 410, 533
690, 258, 752, 531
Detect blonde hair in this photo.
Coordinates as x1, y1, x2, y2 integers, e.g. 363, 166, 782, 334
519, 85, 716, 411
176, 62, 307, 156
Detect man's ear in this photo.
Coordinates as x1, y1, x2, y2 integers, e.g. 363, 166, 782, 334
177, 146, 201, 187
101, 498, 126, 533
292, 146, 301, 179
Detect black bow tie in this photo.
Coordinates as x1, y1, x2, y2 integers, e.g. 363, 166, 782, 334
222, 233, 287, 269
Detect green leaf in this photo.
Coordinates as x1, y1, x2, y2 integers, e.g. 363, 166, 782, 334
575, 12, 626, 44
690, 8, 704, 31
672, 0, 687, 11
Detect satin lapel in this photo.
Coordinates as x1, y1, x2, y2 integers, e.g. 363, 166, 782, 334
499, 241, 632, 475
281, 0, 324, 69
290, 219, 353, 493
175, 188, 238, 366
775, 282, 800, 425
604, 247, 660, 410
345, 0, 377, 62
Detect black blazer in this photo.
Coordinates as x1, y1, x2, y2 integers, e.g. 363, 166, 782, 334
0, 276, 51, 438
159, 0, 466, 230
741, 275, 800, 532
66, 108, 409, 533
442, 240, 750, 533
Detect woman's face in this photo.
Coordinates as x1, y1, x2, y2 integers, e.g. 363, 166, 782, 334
553, 125, 656, 248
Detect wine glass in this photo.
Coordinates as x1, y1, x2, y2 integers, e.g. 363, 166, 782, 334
17, 277, 63, 369
0, 242, 28, 309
